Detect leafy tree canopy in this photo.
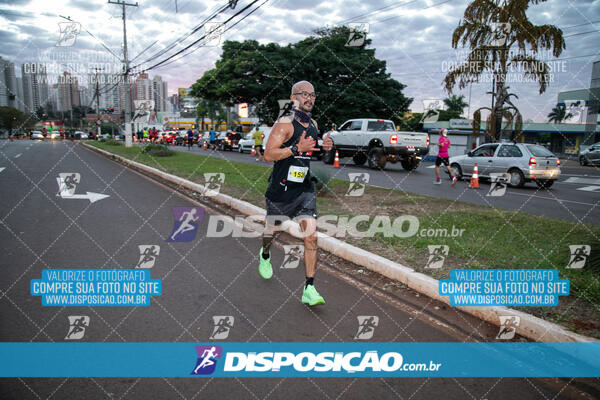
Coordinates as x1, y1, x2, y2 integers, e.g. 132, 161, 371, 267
191, 26, 412, 128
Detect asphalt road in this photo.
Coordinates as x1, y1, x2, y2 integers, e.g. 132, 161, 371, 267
0, 140, 598, 399
169, 143, 600, 225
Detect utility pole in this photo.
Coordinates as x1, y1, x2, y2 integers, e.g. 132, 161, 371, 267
92, 67, 103, 139
108, 0, 138, 147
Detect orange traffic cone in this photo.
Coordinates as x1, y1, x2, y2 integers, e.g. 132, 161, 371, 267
469, 163, 479, 189
203, 140, 207, 150
251, 145, 255, 157
333, 150, 340, 168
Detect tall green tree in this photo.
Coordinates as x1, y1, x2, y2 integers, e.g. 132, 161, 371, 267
0, 107, 33, 132
443, 94, 468, 117
196, 99, 209, 131
444, 0, 565, 141
397, 112, 424, 131
547, 105, 573, 123
192, 26, 412, 127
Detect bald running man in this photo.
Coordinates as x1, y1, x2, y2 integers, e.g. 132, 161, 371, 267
258, 81, 333, 306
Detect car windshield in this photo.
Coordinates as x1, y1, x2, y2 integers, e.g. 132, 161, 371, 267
526, 145, 555, 157
367, 121, 395, 131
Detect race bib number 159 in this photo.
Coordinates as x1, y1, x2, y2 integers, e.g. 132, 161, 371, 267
287, 166, 308, 183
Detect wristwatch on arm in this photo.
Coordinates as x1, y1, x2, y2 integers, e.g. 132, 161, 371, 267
290, 144, 299, 157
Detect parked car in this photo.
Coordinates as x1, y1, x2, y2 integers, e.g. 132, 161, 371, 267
174, 131, 187, 145
579, 143, 600, 165
218, 131, 243, 151
447, 142, 561, 188
177, 131, 199, 146
159, 131, 177, 144
238, 127, 272, 153
238, 132, 255, 153
322, 119, 429, 170
74, 131, 88, 139
30, 131, 44, 140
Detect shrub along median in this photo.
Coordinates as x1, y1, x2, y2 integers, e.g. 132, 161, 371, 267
88, 141, 600, 338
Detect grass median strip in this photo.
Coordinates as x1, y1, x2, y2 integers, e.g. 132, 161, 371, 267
89, 141, 600, 337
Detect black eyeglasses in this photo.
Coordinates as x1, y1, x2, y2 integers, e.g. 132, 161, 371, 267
292, 91, 317, 99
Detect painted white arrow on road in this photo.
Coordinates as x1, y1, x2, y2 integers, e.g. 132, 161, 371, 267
0, 167, 5, 173
60, 192, 110, 203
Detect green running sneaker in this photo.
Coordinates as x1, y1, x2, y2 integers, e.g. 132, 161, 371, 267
302, 284, 325, 306
258, 247, 273, 279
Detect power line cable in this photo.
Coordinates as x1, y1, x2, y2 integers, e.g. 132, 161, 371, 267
154, 0, 269, 70
135, 0, 262, 72
134, 2, 231, 66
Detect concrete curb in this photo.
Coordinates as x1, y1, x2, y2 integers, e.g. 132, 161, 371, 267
85, 143, 597, 343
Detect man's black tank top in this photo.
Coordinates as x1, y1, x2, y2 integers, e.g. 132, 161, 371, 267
265, 114, 319, 202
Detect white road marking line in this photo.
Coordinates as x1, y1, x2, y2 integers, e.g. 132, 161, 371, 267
577, 185, 600, 192
0, 167, 5, 173
14, 153, 21, 158
563, 177, 600, 185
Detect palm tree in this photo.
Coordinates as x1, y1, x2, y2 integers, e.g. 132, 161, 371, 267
547, 105, 573, 124
444, 95, 468, 116
444, 0, 565, 141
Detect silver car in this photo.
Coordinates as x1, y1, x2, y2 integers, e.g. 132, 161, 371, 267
30, 130, 44, 140
448, 142, 561, 188
579, 143, 600, 166
238, 132, 255, 153
74, 131, 88, 139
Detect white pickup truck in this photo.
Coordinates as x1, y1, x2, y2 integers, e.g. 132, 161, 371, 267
322, 118, 430, 170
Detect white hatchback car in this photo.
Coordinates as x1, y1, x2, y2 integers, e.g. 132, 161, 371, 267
448, 142, 561, 188
239, 127, 271, 153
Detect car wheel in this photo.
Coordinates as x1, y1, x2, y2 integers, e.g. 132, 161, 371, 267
400, 157, 420, 171
322, 148, 335, 164
353, 152, 367, 166
508, 168, 525, 188
451, 163, 463, 180
579, 156, 588, 166
535, 179, 554, 189
238, 145, 243, 153
367, 148, 386, 170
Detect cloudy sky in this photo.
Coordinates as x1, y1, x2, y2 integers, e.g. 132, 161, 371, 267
0, 0, 598, 121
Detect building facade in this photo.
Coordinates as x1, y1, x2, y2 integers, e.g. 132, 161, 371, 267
21, 63, 49, 114
0, 57, 18, 109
